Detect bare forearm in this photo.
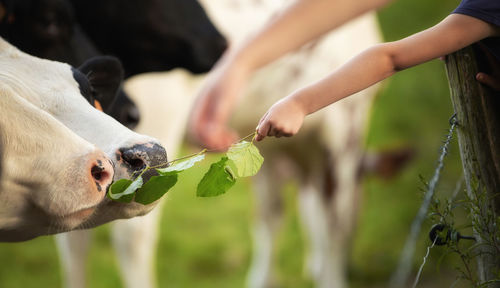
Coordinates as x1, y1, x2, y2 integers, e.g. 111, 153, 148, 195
231, 0, 392, 71
293, 44, 396, 114
293, 14, 500, 115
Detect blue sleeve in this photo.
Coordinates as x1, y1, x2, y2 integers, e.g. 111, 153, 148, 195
452, 0, 500, 27
452, 0, 500, 61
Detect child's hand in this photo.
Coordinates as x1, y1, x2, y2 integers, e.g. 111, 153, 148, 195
476, 72, 500, 91
475, 43, 500, 92
256, 97, 307, 141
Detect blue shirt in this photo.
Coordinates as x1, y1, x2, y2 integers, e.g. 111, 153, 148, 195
452, 0, 500, 60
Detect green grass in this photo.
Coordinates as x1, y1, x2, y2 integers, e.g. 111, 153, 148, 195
0, 0, 472, 287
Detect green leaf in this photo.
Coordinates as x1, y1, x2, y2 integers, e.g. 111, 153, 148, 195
226, 141, 264, 177
157, 154, 205, 175
107, 177, 143, 203
135, 175, 178, 205
197, 157, 236, 197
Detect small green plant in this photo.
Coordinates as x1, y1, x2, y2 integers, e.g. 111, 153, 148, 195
107, 132, 264, 204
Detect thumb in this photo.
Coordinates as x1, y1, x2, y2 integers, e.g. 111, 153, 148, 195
256, 118, 271, 142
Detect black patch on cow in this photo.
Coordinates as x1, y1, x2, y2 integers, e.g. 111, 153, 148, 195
107, 90, 140, 130
117, 143, 168, 183
71, 66, 93, 103
95, 182, 102, 192
74, 56, 124, 112
70, 0, 227, 76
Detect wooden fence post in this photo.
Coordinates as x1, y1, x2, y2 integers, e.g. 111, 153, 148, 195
445, 45, 500, 286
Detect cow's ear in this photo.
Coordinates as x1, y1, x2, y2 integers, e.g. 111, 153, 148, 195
77, 56, 124, 113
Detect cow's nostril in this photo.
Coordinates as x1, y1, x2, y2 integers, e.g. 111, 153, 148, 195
90, 165, 109, 181
119, 143, 167, 182
127, 158, 145, 169
91, 165, 110, 184
91, 165, 103, 180
120, 148, 147, 170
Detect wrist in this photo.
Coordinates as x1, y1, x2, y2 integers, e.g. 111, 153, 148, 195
289, 87, 316, 116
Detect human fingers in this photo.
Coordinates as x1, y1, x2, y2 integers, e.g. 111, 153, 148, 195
476, 72, 500, 91
256, 116, 271, 142
274, 131, 284, 138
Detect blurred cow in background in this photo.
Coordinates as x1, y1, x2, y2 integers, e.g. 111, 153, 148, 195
124, 1, 411, 288
123, 1, 386, 287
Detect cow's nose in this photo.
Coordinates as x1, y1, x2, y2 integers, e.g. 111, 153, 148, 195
88, 151, 114, 194
119, 142, 168, 181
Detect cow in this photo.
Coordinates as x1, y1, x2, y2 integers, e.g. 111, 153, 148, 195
70, 0, 228, 76
0, 37, 168, 241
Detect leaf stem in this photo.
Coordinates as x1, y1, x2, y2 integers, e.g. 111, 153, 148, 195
130, 164, 150, 183
239, 131, 258, 143
149, 149, 207, 170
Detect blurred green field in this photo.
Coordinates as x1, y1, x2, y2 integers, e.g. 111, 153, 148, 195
0, 0, 472, 287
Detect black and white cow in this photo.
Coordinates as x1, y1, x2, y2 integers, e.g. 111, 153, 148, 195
0, 37, 168, 241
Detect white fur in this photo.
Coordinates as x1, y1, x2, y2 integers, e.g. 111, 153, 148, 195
0, 41, 109, 241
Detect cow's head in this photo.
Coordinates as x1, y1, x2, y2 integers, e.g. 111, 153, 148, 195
66, 56, 169, 225
70, 0, 227, 76
0, 38, 169, 239
0, 82, 114, 242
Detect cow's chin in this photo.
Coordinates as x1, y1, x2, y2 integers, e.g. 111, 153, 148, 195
0, 206, 98, 242
53, 205, 99, 230
75, 198, 158, 229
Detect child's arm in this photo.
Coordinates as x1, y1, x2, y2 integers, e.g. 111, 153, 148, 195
256, 14, 500, 140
